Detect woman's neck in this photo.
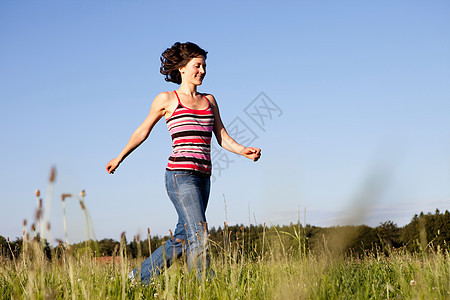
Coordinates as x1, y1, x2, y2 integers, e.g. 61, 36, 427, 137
177, 82, 198, 97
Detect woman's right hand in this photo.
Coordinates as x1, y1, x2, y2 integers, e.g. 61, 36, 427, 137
106, 157, 121, 174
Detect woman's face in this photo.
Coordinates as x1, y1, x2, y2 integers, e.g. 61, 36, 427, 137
179, 56, 206, 86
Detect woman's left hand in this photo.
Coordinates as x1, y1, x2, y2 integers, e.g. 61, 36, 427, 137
243, 147, 261, 162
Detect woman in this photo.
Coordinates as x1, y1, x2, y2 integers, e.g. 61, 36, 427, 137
106, 42, 261, 283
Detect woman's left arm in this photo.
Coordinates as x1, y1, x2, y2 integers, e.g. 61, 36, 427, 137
206, 94, 261, 162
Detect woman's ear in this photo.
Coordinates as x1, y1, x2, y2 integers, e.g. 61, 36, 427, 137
179, 66, 185, 75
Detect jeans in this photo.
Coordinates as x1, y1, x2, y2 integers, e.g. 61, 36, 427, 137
130, 170, 213, 284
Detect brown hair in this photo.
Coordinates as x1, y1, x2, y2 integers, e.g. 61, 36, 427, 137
160, 42, 208, 84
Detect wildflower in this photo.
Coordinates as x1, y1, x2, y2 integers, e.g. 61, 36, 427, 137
130, 278, 137, 288
410, 280, 416, 286
154, 293, 159, 297
77, 278, 82, 282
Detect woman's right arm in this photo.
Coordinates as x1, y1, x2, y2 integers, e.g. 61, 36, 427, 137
106, 92, 171, 174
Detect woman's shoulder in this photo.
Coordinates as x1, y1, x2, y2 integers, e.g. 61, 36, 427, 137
153, 91, 177, 105
149, 92, 178, 115
156, 91, 176, 100
201, 93, 217, 105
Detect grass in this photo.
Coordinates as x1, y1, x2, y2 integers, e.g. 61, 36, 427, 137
1, 169, 449, 299
1, 229, 449, 299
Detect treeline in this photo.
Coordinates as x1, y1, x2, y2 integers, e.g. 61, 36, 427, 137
1, 209, 448, 259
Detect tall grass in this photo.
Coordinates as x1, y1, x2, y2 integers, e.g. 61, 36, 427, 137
1, 232, 448, 299
0, 169, 449, 299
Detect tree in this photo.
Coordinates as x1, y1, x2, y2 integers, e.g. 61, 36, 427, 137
377, 221, 401, 248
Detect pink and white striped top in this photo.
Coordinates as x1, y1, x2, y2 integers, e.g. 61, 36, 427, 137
165, 91, 215, 175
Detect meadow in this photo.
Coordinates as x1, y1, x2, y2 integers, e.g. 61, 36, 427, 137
1, 169, 448, 299
1, 222, 449, 299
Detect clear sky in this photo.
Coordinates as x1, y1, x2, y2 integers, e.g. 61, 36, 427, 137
1, 0, 449, 244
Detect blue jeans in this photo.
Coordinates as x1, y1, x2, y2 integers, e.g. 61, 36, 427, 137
131, 170, 213, 283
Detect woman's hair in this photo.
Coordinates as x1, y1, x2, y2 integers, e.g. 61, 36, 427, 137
160, 42, 208, 84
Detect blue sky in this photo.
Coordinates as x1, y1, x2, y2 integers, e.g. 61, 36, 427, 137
1, 1, 449, 243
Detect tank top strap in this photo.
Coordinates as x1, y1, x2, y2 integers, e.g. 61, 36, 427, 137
173, 90, 182, 104
201, 94, 211, 105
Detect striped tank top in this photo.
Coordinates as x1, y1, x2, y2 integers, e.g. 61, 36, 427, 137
165, 90, 214, 175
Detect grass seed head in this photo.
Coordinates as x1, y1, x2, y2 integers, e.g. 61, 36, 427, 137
36, 208, 42, 220
61, 193, 72, 202
49, 166, 56, 183
79, 201, 86, 210
35, 189, 40, 197
80, 190, 86, 197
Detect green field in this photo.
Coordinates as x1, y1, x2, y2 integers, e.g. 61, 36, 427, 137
1, 228, 448, 299
1, 175, 448, 299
